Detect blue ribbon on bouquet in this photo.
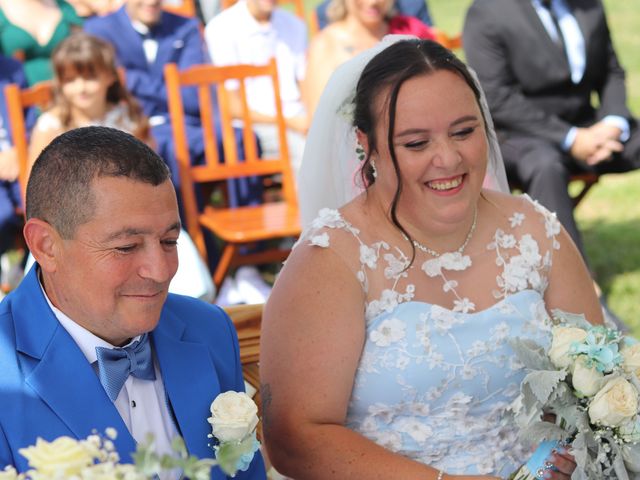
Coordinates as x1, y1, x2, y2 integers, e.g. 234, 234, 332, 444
510, 441, 560, 480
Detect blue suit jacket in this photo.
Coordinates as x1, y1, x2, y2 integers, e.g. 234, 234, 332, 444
0, 266, 266, 479
84, 6, 203, 120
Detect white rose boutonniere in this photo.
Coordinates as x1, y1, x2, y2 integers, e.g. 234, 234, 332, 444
208, 391, 260, 477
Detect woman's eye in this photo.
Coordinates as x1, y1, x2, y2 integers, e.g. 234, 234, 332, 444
452, 127, 476, 138
404, 140, 429, 150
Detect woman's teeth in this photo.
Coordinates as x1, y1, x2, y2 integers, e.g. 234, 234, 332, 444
427, 176, 463, 191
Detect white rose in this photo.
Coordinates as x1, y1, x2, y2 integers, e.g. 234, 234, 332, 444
622, 343, 640, 378
0, 466, 18, 480
208, 391, 259, 443
572, 355, 604, 396
548, 326, 587, 368
19, 436, 94, 477
619, 417, 640, 443
588, 377, 639, 427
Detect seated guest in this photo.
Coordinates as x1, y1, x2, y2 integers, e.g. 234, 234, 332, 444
0, 0, 83, 85
463, 0, 640, 263
0, 54, 27, 284
0, 126, 266, 479
205, 0, 308, 176
304, 0, 435, 115
463, 0, 640, 327
314, 0, 433, 30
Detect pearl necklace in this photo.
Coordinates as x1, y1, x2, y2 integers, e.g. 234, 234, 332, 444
402, 208, 478, 258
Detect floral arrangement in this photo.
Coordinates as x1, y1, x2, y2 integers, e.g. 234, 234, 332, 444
0, 391, 260, 480
509, 309, 640, 479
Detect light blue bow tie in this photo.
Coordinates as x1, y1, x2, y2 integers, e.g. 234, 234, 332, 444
95, 333, 156, 402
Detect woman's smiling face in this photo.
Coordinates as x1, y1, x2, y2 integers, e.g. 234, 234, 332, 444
367, 69, 488, 231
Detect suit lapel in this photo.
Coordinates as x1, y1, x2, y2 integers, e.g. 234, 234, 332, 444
517, 0, 569, 64
14, 267, 138, 463
152, 308, 222, 461
115, 7, 152, 71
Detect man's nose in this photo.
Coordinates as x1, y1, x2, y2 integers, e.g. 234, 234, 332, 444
137, 244, 177, 284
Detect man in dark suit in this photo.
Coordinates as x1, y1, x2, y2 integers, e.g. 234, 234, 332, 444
0, 127, 265, 479
463, 0, 640, 257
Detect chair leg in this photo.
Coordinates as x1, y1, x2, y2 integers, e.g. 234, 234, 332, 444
213, 244, 237, 290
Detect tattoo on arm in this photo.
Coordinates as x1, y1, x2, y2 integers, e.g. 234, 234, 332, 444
261, 383, 272, 429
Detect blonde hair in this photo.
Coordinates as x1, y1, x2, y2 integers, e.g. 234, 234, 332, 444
326, 0, 395, 23
51, 32, 149, 141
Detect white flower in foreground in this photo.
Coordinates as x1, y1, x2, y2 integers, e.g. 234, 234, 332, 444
548, 326, 587, 369
572, 355, 604, 397
18, 436, 94, 477
588, 377, 639, 427
208, 391, 259, 443
0, 466, 18, 480
622, 343, 640, 378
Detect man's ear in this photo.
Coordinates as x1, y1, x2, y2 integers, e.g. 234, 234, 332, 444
23, 218, 61, 273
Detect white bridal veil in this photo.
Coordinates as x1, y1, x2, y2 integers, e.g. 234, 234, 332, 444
297, 35, 510, 229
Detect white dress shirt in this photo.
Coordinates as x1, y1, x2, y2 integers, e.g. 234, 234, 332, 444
40, 280, 180, 479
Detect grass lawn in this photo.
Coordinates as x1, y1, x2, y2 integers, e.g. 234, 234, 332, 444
304, 0, 640, 332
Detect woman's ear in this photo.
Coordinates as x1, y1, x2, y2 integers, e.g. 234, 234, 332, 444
355, 128, 369, 155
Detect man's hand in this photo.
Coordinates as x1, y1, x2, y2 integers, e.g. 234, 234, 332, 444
0, 149, 19, 182
570, 122, 623, 165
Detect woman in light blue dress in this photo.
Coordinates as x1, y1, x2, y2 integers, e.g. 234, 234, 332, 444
260, 37, 603, 479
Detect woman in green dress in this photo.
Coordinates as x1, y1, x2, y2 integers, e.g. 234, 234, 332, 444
0, 0, 83, 85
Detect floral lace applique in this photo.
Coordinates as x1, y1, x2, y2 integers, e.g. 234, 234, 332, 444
422, 252, 475, 313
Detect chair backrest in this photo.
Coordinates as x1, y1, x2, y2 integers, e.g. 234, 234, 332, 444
164, 58, 297, 236
162, 0, 197, 17
3, 81, 54, 204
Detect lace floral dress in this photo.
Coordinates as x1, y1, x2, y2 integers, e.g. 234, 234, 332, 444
300, 195, 562, 477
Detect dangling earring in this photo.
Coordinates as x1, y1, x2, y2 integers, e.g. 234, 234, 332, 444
356, 142, 365, 161
370, 160, 378, 179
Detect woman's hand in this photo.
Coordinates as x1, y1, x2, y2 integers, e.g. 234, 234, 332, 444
546, 446, 576, 479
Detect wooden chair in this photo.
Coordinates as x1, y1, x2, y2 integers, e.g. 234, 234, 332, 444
164, 59, 301, 290
3, 81, 54, 204
223, 303, 263, 438
162, 0, 197, 17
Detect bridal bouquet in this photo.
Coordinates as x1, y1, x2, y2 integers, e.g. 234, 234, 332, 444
0, 391, 260, 480
509, 310, 640, 479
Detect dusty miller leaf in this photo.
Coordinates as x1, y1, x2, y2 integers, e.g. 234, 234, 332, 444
509, 337, 553, 370
522, 369, 566, 404
623, 445, 640, 473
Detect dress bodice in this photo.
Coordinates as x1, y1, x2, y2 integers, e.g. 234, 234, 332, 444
301, 194, 561, 476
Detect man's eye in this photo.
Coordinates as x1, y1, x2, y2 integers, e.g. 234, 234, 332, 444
115, 245, 137, 253
162, 239, 179, 248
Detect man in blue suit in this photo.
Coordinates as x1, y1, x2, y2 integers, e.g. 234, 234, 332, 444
0, 127, 265, 479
